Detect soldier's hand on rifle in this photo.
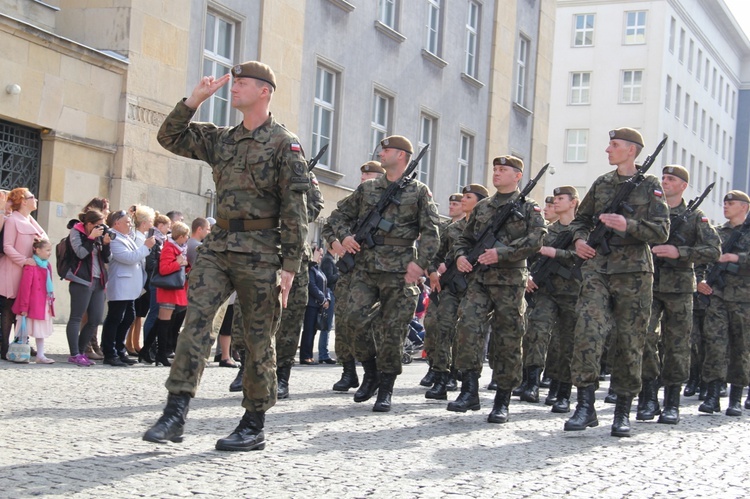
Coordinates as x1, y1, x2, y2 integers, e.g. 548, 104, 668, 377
526, 276, 538, 293
696, 280, 713, 296
280, 270, 295, 308
477, 248, 499, 265
575, 239, 596, 260
652, 244, 679, 259
341, 235, 361, 254
599, 213, 627, 232
331, 239, 346, 257
539, 246, 556, 258
404, 262, 424, 284
456, 256, 473, 273
185, 74, 232, 109
429, 271, 441, 293
719, 253, 739, 263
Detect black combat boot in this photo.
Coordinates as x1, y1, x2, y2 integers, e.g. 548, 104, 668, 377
719, 382, 728, 398
611, 395, 633, 437
420, 367, 437, 387
445, 373, 458, 392
726, 384, 744, 417
520, 366, 543, 403
745, 385, 750, 410
658, 385, 681, 425
540, 371, 552, 389
143, 393, 191, 444
512, 367, 529, 397
425, 371, 449, 400
564, 385, 598, 431
604, 387, 617, 404
447, 370, 481, 412
353, 359, 379, 403
332, 360, 360, 392
683, 365, 699, 397
636, 378, 661, 421
544, 379, 560, 406
698, 379, 721, 414
487, 389, 511, 423
552, 382, 572, 413
487, 380, 497, 391
277, 365, 291, 400
373, 372, 397, 412
215, 410, 266, 451
229, 362, 244, 392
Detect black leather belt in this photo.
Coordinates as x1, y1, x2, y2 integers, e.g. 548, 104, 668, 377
215, 217, 279, 232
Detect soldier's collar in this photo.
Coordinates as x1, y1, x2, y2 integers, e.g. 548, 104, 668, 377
236, 113, 275, 143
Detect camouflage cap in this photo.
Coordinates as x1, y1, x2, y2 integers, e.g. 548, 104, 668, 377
380, 135, 414, 155
449, 193, 464, 202
553, 185, 579, 198
609, 127, 644, 147
360, 161, 385, 174
493, 155, 524, 172
724, 190, 750, 203
231, 61, 277, 90
462, 183, 490, 200
663, 165, 689, 183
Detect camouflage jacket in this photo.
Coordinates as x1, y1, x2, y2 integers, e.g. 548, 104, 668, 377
653, 200, 720, 293
530, 220, 580, 296
157, 100, 309, 273
569, 170, 669, 274
298, 171, 325, 274
708, 221, 750, 302
428, 218, 466, 274
328, 175, 440, 272
454, 190, 546, 286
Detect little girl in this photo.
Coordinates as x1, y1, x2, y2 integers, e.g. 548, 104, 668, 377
12, 238, 56, 363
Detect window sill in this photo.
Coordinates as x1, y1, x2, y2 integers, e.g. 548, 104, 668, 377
461, 72, 484, 89
513, 102, 533, 116
326, 0, 355, 12
314, 167, 346, 185
374, 21, 406, 43
422, 49, 447, 68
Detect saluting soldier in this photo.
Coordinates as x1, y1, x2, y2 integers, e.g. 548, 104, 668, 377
564, 128, 669, 438
328, 137, 440, 412
448, 156, 546, 424
638, 166, 720, 424
143, 61, 309, 451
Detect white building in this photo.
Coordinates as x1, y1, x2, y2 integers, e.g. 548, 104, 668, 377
547, 0, 750, 222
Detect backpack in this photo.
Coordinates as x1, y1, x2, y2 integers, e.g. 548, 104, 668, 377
55, 236, 72, 279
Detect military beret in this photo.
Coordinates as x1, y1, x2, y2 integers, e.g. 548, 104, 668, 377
360, 161, 385, 174
380, 135, 414, 155
231, 61, 277, 90
663, 165, 689, 183
608, 127, 644, 148
449, 193, 464, 202
545, 196, 554, 204
553, 185, 579, 198
462, 183, 490, 200
724, 190, 750, 203
492, 155, 524, 172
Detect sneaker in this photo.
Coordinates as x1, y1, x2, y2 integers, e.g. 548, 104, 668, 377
68, 354, 91, 367
35, 356, 55, 364
81, 354, 96, 366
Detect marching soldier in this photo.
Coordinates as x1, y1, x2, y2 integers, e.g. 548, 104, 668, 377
543, 196, 559, 224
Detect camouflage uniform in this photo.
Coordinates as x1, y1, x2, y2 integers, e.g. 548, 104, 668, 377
422, 218, 454, 364
157, 100, 309, 413
453, 191, 546, 389
329, 175, 440, 374
569, 171, 669, 397
643, 202, 720, 385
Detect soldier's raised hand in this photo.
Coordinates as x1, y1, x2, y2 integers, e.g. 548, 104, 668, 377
185, 74, 232, 109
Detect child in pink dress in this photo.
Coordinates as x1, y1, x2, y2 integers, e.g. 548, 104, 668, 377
12, 239, 56, 363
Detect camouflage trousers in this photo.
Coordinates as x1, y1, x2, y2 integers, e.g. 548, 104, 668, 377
524, 291, 578, 382
165, 249, 281, 413
701, 296, 750, 386
690, 305, 706, 374
274, 270, 309, 368
333, 272, 379, 363
455, 282, 526, 391
422, 288, 461, 373
571, 271, 652, 398
642, 291, 692, 385
342, 268, 419, 374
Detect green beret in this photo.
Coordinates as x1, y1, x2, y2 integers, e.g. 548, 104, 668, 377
449, 193, 464, 202
492, 155, 524, 172
231, 61, 277, 90
725, 190, 750, 203
553, 185, 579, 198
545, 196, 554, 204
380, 135, 413, 155
662, 165, 689, 183
462, 183, 489, 200
360, 161, 385, 174
609, 127, 644, 148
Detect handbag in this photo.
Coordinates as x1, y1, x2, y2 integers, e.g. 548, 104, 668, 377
150, 265, 186, 290
315, 307, 329, 330
8, 316, 31, 363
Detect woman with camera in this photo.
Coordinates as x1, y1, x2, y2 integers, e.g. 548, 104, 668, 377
64, 209, 112, 366
100, 210, 155, 367
125, 205, 156, 356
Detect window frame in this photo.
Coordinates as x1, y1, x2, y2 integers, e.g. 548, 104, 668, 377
515, 35, 530, 107
620, 69, 643, 104
464, 1, 480, 78
370, 90, 392, 157
417, 113, 436, 187
378, 0, 398, 30
199, 12, 235, 126
425, 0, 442, 56
570, 71, 591, 105
573, 13, 595, 47
457, 132, 473, 193
624, 10, 646, 45
311, 65, 338, 169
565, 129, 588, 163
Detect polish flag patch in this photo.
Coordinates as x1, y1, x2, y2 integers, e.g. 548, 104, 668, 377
653, 190, 663, 197
533, 206, 542, 212
701, 216, 709, 223
290, 142, 301, 152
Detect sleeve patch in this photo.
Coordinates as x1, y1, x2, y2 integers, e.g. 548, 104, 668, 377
654, 190, 663, 197
290, 142, 301, 152
701, 216, 709, 223
533, 206, 541, 212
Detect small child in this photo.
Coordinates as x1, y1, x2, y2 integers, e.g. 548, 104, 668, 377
12, 238, 56, 363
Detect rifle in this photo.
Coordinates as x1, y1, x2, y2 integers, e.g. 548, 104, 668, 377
525, 230, 574, 307
570, 136, 668, 280
307, 143, 328, 172
698, 210, 750, 305
431, 163, 549, 303
336, 144, 430, 274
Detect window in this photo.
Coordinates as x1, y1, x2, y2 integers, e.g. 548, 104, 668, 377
668, 17, 676, 53
566, 129, 588, 162
515, 36, 529, 107
683, 93, 690, 126
708, 117, 713, 147
690, 155, 695, 185
701, 109, 706, 140
698, 161, 703, 190
696, 49, 703, 81
731, 90, 736, 118
418, 114, 436, 186
312, 65, 337, 168
688, 39, 694, 72
715, 123, 720, 153
712, 171, 717, 201
571, 72, 591, 105
378, 0, 397, 29
704, 59, 710, 89
725, 83, 730, 112
371, 91, 391, 156
712, 68, 717, 98
678, 28, 685, 63
624, 11, 646, 44
692, 102, 698, 133
722, 130, 727, 160
719, 76, 724, 104
671, 140, 678, 164
465, 1, 480, 78
664, 75, 672, 111
621, 70, 642, 103
425, 0, 441, 55
574, 14, 594, 47
681, 148, 687, 167
458, 132, 473, 192
199, 13, 234, 126
729, 136, 734, 165
675, 85, 682, 119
